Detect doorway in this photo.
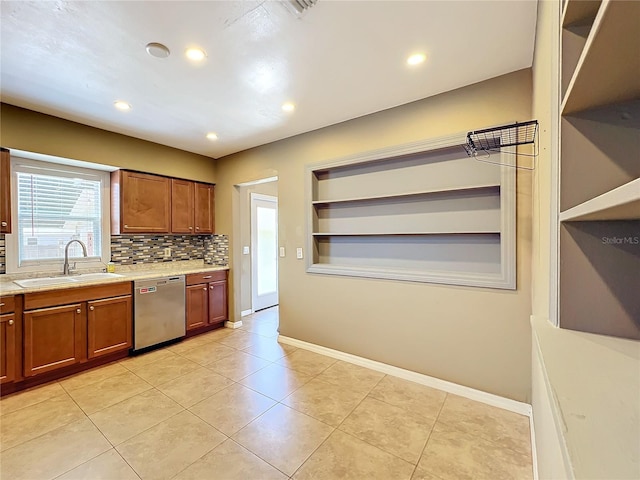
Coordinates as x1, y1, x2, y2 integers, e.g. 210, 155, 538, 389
250, 193, 278, 311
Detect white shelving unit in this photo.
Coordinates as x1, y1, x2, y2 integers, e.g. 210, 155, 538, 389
558, 0, 640, 340
306, 134, 516, 289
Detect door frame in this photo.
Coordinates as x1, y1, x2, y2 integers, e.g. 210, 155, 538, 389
250, 192, 279, 312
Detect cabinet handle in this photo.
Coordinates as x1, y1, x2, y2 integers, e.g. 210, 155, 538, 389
210, 285, 214, 289
89, 306, 95, 311
124, 224, 129, 228
1, 221, 6, 227
189, 226, 193, 230
8, 319, 14, 326
0, 303, 4, 307
76, 308, 81, 314
195, 226, 200, 230
203, 287, 207, 291
202, 275, 212, 279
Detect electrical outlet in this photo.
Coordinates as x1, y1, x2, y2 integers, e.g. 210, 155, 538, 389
163, 247, 171, 257
296, 247, 303, 259
279, 246, 285, 257
243, 246, 250, 255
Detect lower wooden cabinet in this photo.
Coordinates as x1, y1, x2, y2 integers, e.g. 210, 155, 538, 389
186, 271, 228, 331
24, 304, 84, 377
0, 313, 16, 384
22, 283, 132, 378
88, 296, 132, 359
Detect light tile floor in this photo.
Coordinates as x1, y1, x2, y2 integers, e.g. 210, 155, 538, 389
0, 307, 533, 479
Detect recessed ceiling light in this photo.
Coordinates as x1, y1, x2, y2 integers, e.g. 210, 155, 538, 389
407, 53, 426, 66
114, 101, 131, 111
206, 132, 218, 141
146, 42, 170, 58
282, 102, 295, 112
185, 48, 206, 61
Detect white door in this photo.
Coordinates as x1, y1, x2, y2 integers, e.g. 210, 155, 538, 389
251, 193, 278, 311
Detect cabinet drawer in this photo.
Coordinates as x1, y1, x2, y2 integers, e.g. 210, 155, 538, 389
186, 270, 227, 286
24, 282, 132, 310
0, 296, 15, 314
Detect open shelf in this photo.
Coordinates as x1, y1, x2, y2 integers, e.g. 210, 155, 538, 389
562, 0, 640, 115
559, 221, 640, 340
561, 0, 601, 27
307, 138, 515, 289
312, 184, 500, 206
560, 100, 640, 211
560, 178, 640, 222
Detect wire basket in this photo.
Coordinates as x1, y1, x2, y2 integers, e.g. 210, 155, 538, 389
463, 120, 539, 169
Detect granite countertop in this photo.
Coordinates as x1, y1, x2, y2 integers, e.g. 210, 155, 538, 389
0, 260, 229, 296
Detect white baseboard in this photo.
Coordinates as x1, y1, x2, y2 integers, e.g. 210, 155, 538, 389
240, 309, 253, 317
224, 321, 243, 329
530, 412, 539, 480
278, 335, 532, 417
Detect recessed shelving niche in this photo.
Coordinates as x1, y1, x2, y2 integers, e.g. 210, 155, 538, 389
305, 135, 516, 289
558, 0, 640, 340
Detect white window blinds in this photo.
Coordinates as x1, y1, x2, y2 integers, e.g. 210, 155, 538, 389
15, 163, 104, 265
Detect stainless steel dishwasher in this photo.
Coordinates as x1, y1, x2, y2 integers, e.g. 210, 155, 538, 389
133, 275, 185, 351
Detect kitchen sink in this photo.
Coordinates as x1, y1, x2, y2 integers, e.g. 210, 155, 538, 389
13, 272, 124, 288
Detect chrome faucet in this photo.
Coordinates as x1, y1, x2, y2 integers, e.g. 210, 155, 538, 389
63, 239, 88, 275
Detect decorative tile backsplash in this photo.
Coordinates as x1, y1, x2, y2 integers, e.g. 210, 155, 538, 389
110, 234, 228, 266
0, 235, 5, 274
0, 234, 228, 275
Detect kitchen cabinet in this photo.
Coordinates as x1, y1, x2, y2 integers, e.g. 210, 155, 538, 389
23, 283, 132, 377
111, 170, 171, 234
0, 147, 11, 234
171, 180, 215, 234
185, 270, 228, 331
194, 182, 215, 234
171, 178, 195, 234
87, 295, 132, 359
0, 296, 17, 384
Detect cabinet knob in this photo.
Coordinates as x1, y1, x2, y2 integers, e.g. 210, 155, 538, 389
124, 224, 129, 228
0, 303, 4, 307
203, 287, 207, 291
189, 226, 193, 230
76, 308, 81, 314
8, 319, 14, 326
89, 306, 95, 311
1, 221, 7, 227
196, 226, 200, 230
210, 285, 214, 289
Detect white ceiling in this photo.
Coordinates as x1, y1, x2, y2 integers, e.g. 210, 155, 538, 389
0, 1, 538, 159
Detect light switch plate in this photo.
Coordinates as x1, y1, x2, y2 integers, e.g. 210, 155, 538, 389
163, 247, 171, 257
279, 247, 286, 257
296, 247, 303, 259
243, 246, 250, 255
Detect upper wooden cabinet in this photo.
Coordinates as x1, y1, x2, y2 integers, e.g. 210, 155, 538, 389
0, 148, 12, 234
194, 182, 215, 234
171, 178, 195, 234
113, 171, 214, 235
111, 170, 171, 234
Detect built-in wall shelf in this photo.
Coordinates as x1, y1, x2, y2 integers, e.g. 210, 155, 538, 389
558, 0, 640, 340
306, 135, 516, 289
560, 178, 640, 222
561, 0, 640, 115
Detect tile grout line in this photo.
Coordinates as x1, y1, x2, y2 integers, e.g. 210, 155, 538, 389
408, 392, 449, 480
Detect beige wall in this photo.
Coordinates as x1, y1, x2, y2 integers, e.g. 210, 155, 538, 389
0, 103, 216, 183
216, 69, 534, 401
238, 181, 279, 313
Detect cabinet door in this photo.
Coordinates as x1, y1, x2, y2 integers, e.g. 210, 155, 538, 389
120, 171, 170, 233
208, 280, 228, 325
195, 183, 215, 234
0, 148, 11, 234
0, 313, 16, 384
24, 304, 85, 377
171, 179, 195, 234
186, 284, 208, 330
87, 296, 132, 359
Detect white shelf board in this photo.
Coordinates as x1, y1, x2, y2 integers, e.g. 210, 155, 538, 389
560, 178, 640, 221
561, 0, 640, 115
562, 0, 601, 27
312, 184, 500, 206
312, 231, 501, 236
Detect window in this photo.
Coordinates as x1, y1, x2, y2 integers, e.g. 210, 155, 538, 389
7, 157, 110, 273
